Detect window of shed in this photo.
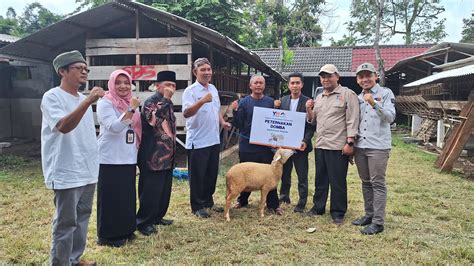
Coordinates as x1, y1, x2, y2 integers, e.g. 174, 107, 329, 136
12, 66, 32, 80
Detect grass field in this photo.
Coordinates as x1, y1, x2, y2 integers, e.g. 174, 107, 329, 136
0, 134, 473, 264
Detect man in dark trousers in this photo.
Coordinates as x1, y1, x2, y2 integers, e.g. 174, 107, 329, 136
182, 58, 231, 218
137, 71, 177, 236
231, 74, 283, 215
305, 64, 360, 224
274, 72, 315, 213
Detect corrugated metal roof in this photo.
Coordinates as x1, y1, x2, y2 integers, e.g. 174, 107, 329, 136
387, 42, 474, 74
0, 34, 19, 43
254, 47, 353, 75
254, 45, 432, 77
0, 1, 283, 80
403, 64, 474, 87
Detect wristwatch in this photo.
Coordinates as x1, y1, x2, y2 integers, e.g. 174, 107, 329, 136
127, 106, 135, 113
346, 141, 354, 147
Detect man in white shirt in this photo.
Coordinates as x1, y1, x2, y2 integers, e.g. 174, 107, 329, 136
41, 50, 104, 265
182, 58, 231, 218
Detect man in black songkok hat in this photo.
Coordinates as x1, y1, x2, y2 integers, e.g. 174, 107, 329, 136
136, 71, 177, 236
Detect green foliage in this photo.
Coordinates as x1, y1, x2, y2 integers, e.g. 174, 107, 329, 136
0, 3, 63, 37
460, 13, 474, 43
330, 34, 357, 47
18, 2, 63, 37
149, 0, 244, 41
336, 0, 447, 45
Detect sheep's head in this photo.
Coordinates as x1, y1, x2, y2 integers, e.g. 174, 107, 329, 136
271, 148, 295, 164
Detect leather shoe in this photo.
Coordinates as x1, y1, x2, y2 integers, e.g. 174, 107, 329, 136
96, 238, 126, 248
157, 218, 174, 226
305, 208, 324, 217
138, 225, 157, 236
193, 209, 210, 218
293, 206, 305, 213
210, 206, 224, 213
127, 233, 136, 241
332, 216, 344, 225
268, 207, 283, 215
279, 195, 291, 204
233, 202, 248, 209
352, 216, 372, 226
76, 260, 96, 266
361, 223, 384, 235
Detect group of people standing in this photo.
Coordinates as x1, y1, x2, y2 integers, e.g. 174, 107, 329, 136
304, 63, 395, 235
40, 49, 395, 265
41, 51, 227, 265
230, 63, 395, 237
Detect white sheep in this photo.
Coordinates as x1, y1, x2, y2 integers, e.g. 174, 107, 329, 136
224, 148, 295, 221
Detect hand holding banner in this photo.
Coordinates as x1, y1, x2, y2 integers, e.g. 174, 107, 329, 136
249, 107, 306, 149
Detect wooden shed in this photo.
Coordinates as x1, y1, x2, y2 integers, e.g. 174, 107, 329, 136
0, 0, 284, 140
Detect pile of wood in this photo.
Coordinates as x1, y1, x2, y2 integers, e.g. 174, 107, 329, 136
436, 100, 474, 172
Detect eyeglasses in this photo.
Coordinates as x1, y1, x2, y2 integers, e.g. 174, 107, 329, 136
69, 66, 90, 73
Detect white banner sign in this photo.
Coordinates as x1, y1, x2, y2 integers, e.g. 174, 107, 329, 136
249, 107, 306, 149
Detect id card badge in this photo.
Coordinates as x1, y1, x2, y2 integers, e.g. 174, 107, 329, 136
126, 127, 135, 144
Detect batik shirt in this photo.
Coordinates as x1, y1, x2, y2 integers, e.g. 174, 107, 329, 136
138, 92, 176, 171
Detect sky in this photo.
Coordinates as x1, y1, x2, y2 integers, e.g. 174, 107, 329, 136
0, 0, 472, 46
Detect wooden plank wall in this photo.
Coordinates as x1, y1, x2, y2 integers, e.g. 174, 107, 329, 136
85, 38, 192, 56
88, 65, 191, 81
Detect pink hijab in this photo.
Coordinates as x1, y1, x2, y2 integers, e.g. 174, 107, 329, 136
104, 69, 142, 147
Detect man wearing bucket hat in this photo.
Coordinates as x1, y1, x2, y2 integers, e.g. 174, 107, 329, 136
305, 64, 359, 224
136, 71, 178, 236
352, 63, 395, 235
41, 50, 104, 265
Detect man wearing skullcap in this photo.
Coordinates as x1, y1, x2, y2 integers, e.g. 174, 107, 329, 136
182, 58, 231, 218
136, 71, 177, 236
41, 50, 105, 265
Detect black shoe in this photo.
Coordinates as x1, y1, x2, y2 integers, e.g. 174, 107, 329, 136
293, 206, 305, 213
127, 233, 136, 241
361, 223, 384, 235
305, 208, 325, 217
267, 207, 283, 215
156, 218, 174, 226
210, 206, 224, 213
97, 237, 126, 247
233, 202, 248, 209
352, 216, 372, 226
332, 216, 344, 225
138, 225, 157, 236
279, 195, 291, 204
193, 209, 210, 218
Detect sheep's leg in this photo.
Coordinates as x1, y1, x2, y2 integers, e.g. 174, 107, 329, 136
225, 191, 239, 222
259, 189, 269, 218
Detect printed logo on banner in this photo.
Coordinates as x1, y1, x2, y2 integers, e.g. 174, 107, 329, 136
272, 111, 286, 118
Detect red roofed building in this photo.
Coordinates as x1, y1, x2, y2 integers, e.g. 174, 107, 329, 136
255, 44, 434, 97
351, 44, 431, 72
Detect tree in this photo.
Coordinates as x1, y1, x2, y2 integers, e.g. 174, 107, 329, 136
460, 13, 474, 43
0, 8, 20, 36
373, 0, 385, 86
0, 3, 63, 37
150, 0, 244, 41
339, 0, 447, 45
18, 2, 63, 36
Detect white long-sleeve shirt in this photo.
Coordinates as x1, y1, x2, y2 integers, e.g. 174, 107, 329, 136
97, 98, 138, 165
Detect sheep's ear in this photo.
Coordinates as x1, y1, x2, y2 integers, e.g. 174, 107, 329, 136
272, 154, 282, 163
